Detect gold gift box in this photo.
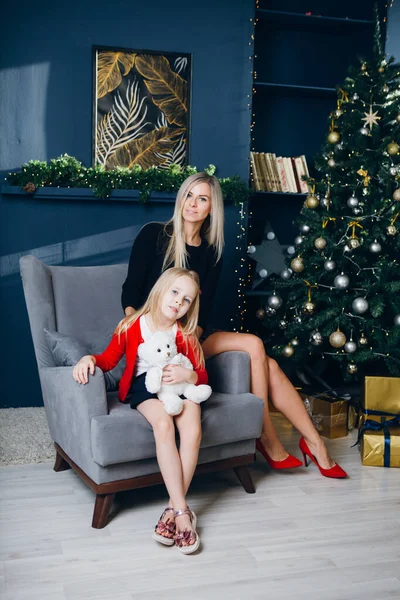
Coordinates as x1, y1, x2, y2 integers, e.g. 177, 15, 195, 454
360, 427, 400, 468
362, 376, 400, 426
300, 393, 348, 439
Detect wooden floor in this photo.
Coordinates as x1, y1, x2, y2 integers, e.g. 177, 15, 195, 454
1, 415, 399, 600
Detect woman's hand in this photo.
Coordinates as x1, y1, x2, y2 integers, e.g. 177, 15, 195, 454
162, 365, 197, 385
72, 355, 96, 384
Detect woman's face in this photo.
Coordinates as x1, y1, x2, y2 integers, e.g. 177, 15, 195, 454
161, 275, 197, 322
182, 182, 212, 224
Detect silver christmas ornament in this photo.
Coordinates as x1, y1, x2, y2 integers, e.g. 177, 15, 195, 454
265, 306, 276, 317
369, 240, 382, 254
329, 330, 347, 348
266, 232, 276, 240
279, 319, 288, 329
324, 259, 336, 271
294, 236, 304, 245
394, 314, 400, 326
293, 315, 302, 324
345, 340, 357, 353
258, 269, 268, 279
334, 273, 350, 289
353, 206, 363, 215
352, 93, 359, 101
267, 294, 282, 309
310, 330, 323, 346
389, 166, 398, 176
335, 108, 343, 117
282, 345, 294, 358
360, 127, 369, 135
256, 308, 266, 320
300, 224, 311, 234
396, 113, 400, 123
280, 268, 292, 280
347, 194, 359, 208
344, 245, 351, 253
248, 245, 256, 254
352, 297, 369, 314
383, 84, 389, 93
287, 246, 296, 255
320, 195, 330, 208
347, 363, 358, 375
327, 158, 336, 167
290, 338, 299, 346
314, 237, 327, 250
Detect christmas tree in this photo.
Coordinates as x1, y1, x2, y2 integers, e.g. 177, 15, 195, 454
259, 18, 400, 382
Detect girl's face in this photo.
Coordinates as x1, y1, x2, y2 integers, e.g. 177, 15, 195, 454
182, 182, 211, 224
161, 275, 197, 322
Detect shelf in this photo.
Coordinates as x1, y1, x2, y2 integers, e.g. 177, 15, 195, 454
1, 185, 177, 203
253, 82, 336, 96
251, 191, 307, 197
255, 8, 374, 33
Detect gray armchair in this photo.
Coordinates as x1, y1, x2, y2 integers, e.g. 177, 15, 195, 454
20, 255, 264, 528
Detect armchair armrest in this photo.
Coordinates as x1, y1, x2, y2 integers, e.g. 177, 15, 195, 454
205, 351, 250, 394
40, 367, 108, 467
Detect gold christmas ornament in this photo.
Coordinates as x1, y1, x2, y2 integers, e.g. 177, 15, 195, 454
383, 84, 389, 93
393, 188, 400, 202
327, 158, 336, 167
359, 333, 368, 346
327, 131, 340, 144
347, 363, 358, 375
290, 257, 304, 272
349, 238, 360, 249
305, 194, 319, 209
282, 344, 294, 358
396, 113, 400, 123
361, 105, 381, 130
329, 329, 347, 348
378, 66, 385, 73
387, 142, 400, 156
387, 224, 397, 236
314, 237, 327, 250
361, 63, 367, 71
303, 301, 315, 314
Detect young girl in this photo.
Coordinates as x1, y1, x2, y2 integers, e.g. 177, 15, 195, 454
73, 267, 207, 554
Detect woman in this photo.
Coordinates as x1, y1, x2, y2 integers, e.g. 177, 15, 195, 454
122, 173, 347, 480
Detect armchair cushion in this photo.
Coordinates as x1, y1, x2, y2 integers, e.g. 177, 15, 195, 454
44, 329, 125, 392
91, 391, 263, 467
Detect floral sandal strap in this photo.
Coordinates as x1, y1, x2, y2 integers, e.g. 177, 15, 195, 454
155, 507, 175, 536
173, 509, 197, 547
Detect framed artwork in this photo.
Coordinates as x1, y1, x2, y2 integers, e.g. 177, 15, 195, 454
93, 46, 192, 170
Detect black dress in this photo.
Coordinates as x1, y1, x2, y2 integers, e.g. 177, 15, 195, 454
121, 222, 223, 334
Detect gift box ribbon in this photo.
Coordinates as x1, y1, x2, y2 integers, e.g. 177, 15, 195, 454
354, 414, 400, 467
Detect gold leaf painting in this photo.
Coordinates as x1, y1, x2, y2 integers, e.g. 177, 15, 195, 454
94, 47, 191, 169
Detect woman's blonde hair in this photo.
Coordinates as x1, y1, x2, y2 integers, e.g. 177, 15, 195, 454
115, 267, 205, 366
162, 173, 224, 271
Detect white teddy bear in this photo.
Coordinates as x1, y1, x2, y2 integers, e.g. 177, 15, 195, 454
137, 331, 212, 416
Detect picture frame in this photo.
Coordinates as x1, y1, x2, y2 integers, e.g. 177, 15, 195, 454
92, 45, 192, 170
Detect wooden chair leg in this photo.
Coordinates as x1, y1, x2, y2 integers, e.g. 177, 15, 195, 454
53, 450, 71, 472
233, 465, 255, 494
92, 493, 115, 529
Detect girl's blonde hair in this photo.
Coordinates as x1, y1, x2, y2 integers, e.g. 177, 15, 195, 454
115, 267, 205, 366
162, 173, 224, 271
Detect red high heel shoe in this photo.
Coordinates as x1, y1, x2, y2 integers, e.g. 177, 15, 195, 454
299, 437, 347, 479
256, 439, 303, 469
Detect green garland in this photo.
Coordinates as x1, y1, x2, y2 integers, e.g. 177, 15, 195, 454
7, 154, 250, 204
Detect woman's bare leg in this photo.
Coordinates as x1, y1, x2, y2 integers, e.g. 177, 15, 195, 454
202, 332, 334, 469
202, 332, 287, 461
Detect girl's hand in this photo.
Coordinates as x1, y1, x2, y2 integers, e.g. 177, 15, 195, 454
162, 365, 196, 385
72, 355, 96, 384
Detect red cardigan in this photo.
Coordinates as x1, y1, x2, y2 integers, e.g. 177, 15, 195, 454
93, 318, 208, 403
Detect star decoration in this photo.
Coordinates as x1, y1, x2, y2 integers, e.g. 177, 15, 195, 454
362, 105, 381, 130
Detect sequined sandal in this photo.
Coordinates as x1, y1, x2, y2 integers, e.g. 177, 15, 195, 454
152, 507, 176, 546
173, 508, 200, 555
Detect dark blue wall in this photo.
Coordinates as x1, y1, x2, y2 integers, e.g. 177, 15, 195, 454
0, 0, 254, 408
387, 2, 400, 60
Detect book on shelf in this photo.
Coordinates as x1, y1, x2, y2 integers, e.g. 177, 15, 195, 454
250, 152, 310, 194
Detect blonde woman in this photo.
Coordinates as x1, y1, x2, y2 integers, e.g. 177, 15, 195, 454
73, 268, 206, 554
122, 173, 347, 479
